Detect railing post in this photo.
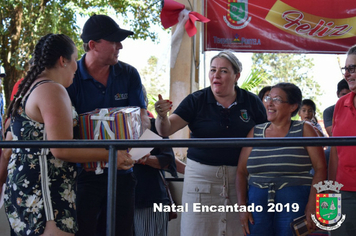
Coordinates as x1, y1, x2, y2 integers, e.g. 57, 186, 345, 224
107, 145, 117, 236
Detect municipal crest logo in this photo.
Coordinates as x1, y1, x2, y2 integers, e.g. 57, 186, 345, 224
223, 0, 251, 29
233, 33, 242, 43
239, 109, 250, 122
311, 181, 346, 230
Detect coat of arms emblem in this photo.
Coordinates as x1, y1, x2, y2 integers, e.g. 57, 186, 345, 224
311, 181, 346, 230
239, 109, 250, 122
223, 0, 251, 29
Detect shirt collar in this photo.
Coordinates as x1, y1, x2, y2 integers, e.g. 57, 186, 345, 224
217, 101, 237, 109
343, 92, 355, 108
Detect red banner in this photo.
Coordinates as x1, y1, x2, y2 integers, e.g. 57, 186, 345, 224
204, 0, 356, 53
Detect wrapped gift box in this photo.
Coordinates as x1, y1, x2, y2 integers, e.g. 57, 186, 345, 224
78, 107, 142, 173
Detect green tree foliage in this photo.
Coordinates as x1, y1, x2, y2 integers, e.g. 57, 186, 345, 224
140, 55, 168, 115
0, 0, 163, 106
251, 53, 323, 118
239, 69, 268, 94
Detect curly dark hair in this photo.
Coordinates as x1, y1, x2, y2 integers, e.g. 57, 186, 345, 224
7, 33, 75, 117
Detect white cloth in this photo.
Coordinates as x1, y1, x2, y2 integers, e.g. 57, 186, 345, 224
170, 9, 190, 68
180, 159, 244, 236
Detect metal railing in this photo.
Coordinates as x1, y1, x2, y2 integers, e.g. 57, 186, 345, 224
1, 136, 355, 235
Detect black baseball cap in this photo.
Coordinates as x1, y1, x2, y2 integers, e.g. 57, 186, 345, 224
81, 14, 134, 43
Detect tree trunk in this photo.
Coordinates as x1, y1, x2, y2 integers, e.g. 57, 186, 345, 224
3, 4, 23, 109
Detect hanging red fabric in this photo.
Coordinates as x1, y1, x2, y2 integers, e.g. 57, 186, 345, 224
160, 0, 210, 37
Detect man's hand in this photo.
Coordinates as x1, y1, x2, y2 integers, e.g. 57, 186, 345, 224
117, 150, 134, 170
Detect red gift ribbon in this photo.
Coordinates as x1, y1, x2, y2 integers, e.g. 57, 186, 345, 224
160, 0, 210, 37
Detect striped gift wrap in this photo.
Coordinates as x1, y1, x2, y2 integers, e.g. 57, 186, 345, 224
78, 107, 142, 173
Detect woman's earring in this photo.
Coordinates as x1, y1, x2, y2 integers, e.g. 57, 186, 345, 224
64, 64, 67, 67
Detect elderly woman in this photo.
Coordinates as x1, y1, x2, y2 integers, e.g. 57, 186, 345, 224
154, 50, 267, 236
236, 83, 327, 236
329, 45, 356, 236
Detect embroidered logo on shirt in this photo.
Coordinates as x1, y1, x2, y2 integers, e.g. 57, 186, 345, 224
239, 109, 250, 122
115, 93, 128, 100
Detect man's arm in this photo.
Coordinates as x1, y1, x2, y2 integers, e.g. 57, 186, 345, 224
323, 106, 334, 136
175, 158, 186, 174
325, 126, 332, 137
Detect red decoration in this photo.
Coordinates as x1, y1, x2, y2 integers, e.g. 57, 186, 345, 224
160, 0, 210, 37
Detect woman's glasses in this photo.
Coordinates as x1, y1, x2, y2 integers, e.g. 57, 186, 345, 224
341, 65, 356, 75
264, 96, 288, 105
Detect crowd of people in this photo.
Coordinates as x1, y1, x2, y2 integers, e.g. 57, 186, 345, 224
0, 13, 355, 236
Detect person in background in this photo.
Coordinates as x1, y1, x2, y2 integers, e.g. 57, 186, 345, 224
329, 45, 356, 235
0, 67, 5, 192
3, 33, 133, 236
155, 50, 267, 236
236, 82, 327, 236
0, 67, 29, 194
0, 68, 5, 140
0, 119, 12, 198
10, 58, 34, 102
258, 86, 271, 110
298, 99, 325, 137
323, 79, 350, 137
1, 66, 20, 198
66, 14, 149, 236
10, 78, 24, 101
133, 86, 177, 236
322, 79, 350, 172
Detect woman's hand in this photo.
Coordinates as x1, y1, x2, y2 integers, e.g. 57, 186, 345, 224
136, 154, 149, 165
136, 154, 163, 169
303, 121, 326, 231
236, 130, 255, 235
116, 150, 134, 170
155, 94, 172, 118
305, 201, 316, 230
239, 211, 254, 235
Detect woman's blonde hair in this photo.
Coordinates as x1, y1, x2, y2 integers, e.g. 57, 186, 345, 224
210, 50, 242, 74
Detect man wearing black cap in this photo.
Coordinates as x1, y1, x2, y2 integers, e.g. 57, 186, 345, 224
67, 14, 150, 236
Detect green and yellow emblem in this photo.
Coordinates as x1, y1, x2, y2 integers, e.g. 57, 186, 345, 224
311, 181, 346, 230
